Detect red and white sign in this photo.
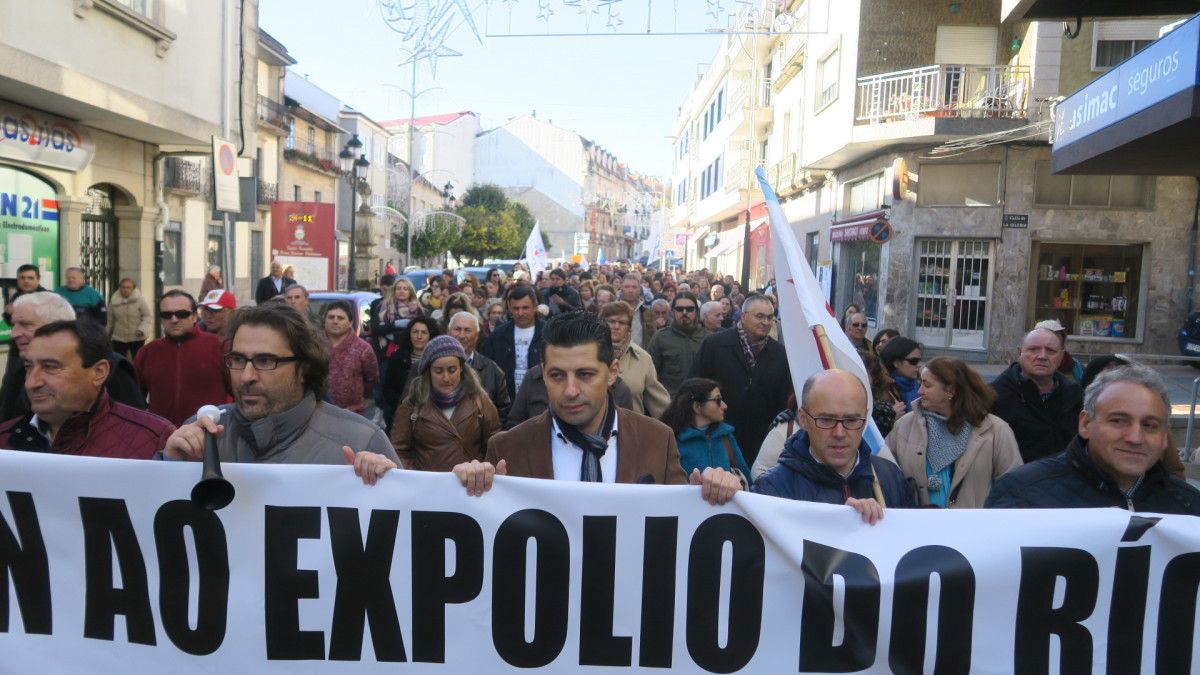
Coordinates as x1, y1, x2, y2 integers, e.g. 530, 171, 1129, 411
0, 102, 95, 172
271, 202, 336, 290
211, 136, 240, 213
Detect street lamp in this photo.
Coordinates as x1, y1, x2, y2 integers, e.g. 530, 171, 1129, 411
339, 134, 370, 290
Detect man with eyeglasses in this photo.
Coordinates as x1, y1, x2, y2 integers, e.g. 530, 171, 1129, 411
162, 304, 399, 479
753, 370, 914, 523
134, 290, 231, 427
648, 291, 705, 395
690, 294, 792, 465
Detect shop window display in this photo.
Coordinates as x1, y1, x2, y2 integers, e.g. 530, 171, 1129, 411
1030, 242, 1143, 339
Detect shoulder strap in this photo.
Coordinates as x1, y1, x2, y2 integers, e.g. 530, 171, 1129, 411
721, 436, 737, 467
870, 464, 888, 508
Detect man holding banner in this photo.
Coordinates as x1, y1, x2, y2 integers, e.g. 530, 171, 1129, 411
754, 369, 913, 523
986, 364, 1200, 514
454, 311, 741, 505
161, 304, 399, 483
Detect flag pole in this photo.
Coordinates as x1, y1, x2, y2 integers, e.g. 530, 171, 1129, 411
812, 324, 838, 370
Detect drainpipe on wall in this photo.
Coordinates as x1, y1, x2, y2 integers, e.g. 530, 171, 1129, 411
1187, 176, 1200, 315
154, 154, 167, 338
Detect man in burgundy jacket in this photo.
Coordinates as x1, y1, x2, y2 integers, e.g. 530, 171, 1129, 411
0, 320, 174, 458
134, 290, 231, 427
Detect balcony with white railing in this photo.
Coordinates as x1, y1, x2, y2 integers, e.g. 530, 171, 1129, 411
771, 29, 807, 92
856, 64, 1030, 124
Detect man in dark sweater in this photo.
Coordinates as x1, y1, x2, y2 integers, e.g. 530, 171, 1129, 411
990, 328, 1082, 463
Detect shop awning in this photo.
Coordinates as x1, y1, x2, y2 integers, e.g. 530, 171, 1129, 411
706, 224, 746, 259
1051, 14, 1200, 175
830, 210, 889, 243
1003, 0, 1199, 21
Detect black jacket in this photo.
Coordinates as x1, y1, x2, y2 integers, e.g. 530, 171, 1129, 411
470, 351, 512, 422
985, 435, 1200, 514
0, 351, 146, 423
990, 362, 1082, 463
688, 327, 792, 465
254, 275, 295, 305
539, 285, 582, 314
481, 319, 543, 401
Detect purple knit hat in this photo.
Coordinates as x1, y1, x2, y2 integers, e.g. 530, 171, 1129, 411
418, 335, 467, 374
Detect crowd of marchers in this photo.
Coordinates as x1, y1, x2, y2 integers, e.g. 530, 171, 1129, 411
1, 258, 1197, 518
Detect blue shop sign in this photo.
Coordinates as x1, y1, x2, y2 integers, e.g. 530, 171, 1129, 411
1054, 13, 1200, 149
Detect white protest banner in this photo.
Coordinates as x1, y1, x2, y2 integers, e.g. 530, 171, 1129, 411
524, 221, 548, 275
1, 451, 1198, 673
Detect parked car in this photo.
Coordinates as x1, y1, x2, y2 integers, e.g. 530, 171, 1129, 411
404, 268, 444, 291
307, 291, 380, 337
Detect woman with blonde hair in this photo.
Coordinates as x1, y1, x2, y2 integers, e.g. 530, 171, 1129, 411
887, 356, 1023, 508
390, 335, 500, 471
599, 302, 670, 418
376, 277, 422, 358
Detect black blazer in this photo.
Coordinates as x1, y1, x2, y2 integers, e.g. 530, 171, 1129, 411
254, 275, 295, 305
480, 318, 543, 401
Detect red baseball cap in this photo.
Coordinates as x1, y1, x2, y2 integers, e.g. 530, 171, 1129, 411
199, 289, 237, 310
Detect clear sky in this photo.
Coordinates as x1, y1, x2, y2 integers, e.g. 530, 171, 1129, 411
259, 0, 730, 179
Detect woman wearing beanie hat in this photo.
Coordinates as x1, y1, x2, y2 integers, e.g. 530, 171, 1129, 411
390, 335, 501, 471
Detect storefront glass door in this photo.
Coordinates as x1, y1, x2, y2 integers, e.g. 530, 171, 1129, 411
914, 239, 992, 350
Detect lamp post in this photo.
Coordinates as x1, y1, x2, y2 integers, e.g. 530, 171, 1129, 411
339, 134, 370, 290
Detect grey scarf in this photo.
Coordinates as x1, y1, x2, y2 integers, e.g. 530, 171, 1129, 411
231, 394, 317, 461
922, 408, 971, 491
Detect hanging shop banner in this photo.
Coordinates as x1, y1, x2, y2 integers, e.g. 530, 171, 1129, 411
0, 102, 95, 172
271, 201, 336, 291
0, 166, 61, 342
1, 451, 1198, 673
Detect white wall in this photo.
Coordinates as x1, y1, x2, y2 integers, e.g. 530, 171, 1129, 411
0, 0, 225, 141
474, 116, 585, 217
797, 0, 861, 168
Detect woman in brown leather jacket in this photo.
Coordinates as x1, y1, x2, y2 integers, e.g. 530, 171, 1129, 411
389, 335, 500, 471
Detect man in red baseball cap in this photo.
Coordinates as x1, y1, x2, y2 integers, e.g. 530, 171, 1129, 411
198, 289, 237, 337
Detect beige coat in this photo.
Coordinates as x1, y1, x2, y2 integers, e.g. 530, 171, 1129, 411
887, 402, 1023, 508
107, 288, 152, 342
617, 343, 670, 419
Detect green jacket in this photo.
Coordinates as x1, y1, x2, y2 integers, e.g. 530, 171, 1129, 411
647, 322, 705, 395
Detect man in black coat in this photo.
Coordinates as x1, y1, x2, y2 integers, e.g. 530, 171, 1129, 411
689, 294, 792, 464
481, 285, 543, 401
986, 364, 1199, 514
448, 311, 512, 420
254, 260, 296, 305
539, 268, 582, 316
990, 328, 1083, 463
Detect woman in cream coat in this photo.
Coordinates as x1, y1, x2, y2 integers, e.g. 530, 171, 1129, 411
600, 301, 670, 418
107, 277, 152, 359
887, 356, 1023, 508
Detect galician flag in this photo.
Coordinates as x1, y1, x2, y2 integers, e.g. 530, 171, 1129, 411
755, 167, 886, 454
524, 221, 548, 275
597, 247, 607, 265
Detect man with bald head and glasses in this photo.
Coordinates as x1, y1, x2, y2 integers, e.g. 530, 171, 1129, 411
753, 369, 914, 523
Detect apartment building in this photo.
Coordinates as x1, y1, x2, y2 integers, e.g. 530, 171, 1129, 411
0, 0, 253, 315
381, 111, 480, 203
669, 19, 773, 284
677, 0, 1198, 361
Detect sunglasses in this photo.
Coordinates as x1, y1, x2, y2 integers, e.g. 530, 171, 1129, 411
673, 305, 697, 313
850, 322, 868, 328
159, 310, 193, 320
903, 357, 922, 365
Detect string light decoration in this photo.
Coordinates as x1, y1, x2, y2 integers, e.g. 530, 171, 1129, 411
483, 0, 817, 38
377, 0, 483, 72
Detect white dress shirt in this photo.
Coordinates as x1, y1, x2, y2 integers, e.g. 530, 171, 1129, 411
550, 410, 618, 483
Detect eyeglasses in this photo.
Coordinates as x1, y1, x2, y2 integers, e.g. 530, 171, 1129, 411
801, 409, 867, 430
850, 323, 868, 329
701, 395, 725, 406
903, 357, 922, 366
673, 305, 697, 313
159, 310, 193, 320
224, 353, 301, 371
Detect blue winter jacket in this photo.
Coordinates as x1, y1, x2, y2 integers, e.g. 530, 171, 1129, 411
676, 423, 752, 478
751, 429, 915, 507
